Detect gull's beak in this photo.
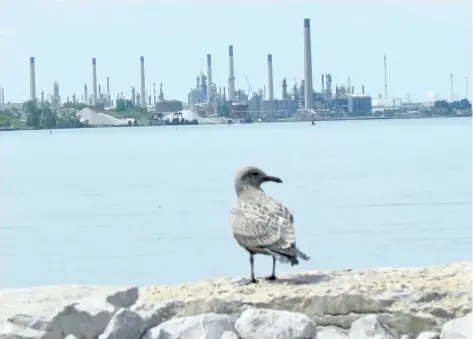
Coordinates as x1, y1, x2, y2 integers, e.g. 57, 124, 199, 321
263, 175, 283, 184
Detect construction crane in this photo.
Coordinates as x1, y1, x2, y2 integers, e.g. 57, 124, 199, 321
244, 74, 255, 99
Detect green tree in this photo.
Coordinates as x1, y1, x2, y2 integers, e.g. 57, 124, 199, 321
24, 100, 41, 128
41, 103, 57, 129
115, 99, 135, 112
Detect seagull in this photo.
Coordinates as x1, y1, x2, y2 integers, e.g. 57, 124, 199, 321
230, 166, 310, 284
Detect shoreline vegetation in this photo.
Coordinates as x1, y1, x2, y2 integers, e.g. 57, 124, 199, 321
0, 262, 470, 338
0, 99, 471, 132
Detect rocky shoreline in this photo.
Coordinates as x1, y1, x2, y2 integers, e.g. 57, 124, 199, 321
0, 262, 471, 339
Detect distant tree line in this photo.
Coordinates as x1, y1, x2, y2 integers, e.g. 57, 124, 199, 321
63, 102, 89, 111
114, 99, 147, 114
434, 99, 471, 110
23, 100, 87, 130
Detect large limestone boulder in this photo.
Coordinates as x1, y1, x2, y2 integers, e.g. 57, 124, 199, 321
143, 313, 234, 339
235, 308, 317, 339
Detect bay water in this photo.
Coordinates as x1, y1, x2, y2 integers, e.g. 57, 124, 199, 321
1, 118, 471, 288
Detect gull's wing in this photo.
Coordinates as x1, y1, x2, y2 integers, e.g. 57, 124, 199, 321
230, 192, 295, 249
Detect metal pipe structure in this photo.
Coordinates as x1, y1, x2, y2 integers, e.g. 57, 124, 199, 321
140, 56, 146, 107
207, 54, 213, 105
92, 58, 97, 105
30, 57, 36, 101
267, 54, 274, 101
228, 45, 235, 101
303, 19, 313, 110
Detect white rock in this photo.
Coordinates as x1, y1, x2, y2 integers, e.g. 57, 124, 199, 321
317, 326, 349, 339
417, 332, 440, 339
64, 335, 78, 339
349, 315, 398, 339
235, 308, 317, 339
6, 286, 139, 339
143, 313, 234, 339
98, 308, 144, 339
0, 321, 50, 339
440, 313, 472, 339
221, 332, 239, 339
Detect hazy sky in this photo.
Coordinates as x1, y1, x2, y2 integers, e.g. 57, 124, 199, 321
0, 0, 471, 103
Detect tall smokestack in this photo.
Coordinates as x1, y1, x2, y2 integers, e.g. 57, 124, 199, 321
84, 84, 88, 104
384, 55, 387, 99
267, 54, 274, 101
228, 45, 235, 101
322, 74, 325, 92
1, 88, 4, 104
140, 56, 146, 107
303, 18, 313, 111
207, 54, 212, 104
92, 58, 97, 105
29, 57, 36, 101
362, 85, 365, 95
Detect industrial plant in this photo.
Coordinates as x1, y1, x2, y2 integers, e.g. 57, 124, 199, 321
0, 17, 469, 128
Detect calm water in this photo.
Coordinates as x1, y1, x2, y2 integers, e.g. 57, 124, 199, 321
1, 118, 471, 288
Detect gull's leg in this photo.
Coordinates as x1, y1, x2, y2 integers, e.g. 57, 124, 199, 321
247, 253, 258, 284
265, 257, 277, 281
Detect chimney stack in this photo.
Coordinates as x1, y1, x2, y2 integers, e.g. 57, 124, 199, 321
30, 57, 37, 101
362, 85, 365, 95
92, 58, 97, 105
84, 84, 88, 104
228, 45, 235, 101
303, 18, 313, 110
207, 54, 213, 104
267, 54, 274, 101
140, 56, 146, 107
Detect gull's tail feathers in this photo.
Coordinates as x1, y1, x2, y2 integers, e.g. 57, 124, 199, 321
264, 245, 310, 266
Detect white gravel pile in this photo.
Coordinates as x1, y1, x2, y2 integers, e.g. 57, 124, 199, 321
77, 108, 127, 126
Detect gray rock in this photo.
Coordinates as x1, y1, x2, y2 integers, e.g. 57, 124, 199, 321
221, 332, 239, 339
143, 313, 234, 339
105, 287, 139, 309
440, 313, 472, 339
317, 326, 349, 339
136, 307, 166, 337
98, 308, 144, 339
235, 308, 317, 339
349, 315, 399, 339
417, 332, 440, 339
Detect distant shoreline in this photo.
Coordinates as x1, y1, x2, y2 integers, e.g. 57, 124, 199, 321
0, 113, 470, 132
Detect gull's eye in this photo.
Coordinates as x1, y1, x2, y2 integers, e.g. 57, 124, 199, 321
251, 171, 259, 177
